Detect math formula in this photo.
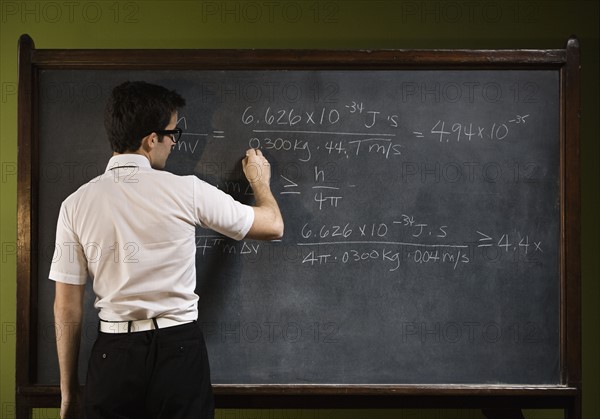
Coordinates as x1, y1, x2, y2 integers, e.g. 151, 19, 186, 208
174, 73, 557, 279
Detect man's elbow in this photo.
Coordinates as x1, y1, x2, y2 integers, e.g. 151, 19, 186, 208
54, 282, 85, 318
259, 218, 284, 241
270, 218, 284, 240
247, 219, 284, 241
247, 207, 284, 241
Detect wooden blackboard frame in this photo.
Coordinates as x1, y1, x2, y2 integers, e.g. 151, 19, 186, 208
15, 34, 581, 418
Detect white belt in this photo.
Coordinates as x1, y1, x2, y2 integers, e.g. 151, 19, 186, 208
99, 318, 192, 334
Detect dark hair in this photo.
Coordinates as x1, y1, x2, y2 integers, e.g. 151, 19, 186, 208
104, 81, 186, 153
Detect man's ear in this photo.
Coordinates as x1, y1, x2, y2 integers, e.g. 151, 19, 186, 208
141, 134, 156, 151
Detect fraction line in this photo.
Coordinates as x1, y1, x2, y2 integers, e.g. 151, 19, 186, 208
297, 241, 468, 249
253, 129, 395, 137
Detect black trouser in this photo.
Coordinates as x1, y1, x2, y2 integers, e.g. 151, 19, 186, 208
85, 321, 214, 419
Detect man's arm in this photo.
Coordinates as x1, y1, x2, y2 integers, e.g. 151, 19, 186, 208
54, 282, 85, 418
242, 148, 284, 240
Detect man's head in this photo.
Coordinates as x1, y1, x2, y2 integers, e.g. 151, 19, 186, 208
105, 81, 186, 168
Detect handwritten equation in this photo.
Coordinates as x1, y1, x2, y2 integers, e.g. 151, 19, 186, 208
173, 96, 551, 273
176, 103, 533, 168
296, 217, 543, 271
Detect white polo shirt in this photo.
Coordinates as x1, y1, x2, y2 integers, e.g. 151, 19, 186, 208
49, 154, 254, 322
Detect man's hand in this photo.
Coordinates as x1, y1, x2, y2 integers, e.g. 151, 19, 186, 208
60, 390, 83, 419
242, 148, 271, 187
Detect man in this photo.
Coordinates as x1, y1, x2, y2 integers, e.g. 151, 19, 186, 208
50, 81, 284, 418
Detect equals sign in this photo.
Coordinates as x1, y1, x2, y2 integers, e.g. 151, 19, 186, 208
413, 131, 424, 138
213, 130, 225, 139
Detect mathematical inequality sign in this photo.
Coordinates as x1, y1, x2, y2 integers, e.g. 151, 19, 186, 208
17, 37, 581, 417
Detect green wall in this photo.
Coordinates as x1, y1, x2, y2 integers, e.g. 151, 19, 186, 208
1, 1, 598, 418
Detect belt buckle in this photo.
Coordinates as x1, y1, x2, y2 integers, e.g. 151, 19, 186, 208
130, 319, 152, 333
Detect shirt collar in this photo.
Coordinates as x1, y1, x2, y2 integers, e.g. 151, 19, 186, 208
105, 154, 152, 172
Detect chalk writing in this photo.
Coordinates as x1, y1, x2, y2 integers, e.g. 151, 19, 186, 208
196, 236, 260, 257
180, 95, 548, 274
414, 115, 531, 143
296, 219, 543, 271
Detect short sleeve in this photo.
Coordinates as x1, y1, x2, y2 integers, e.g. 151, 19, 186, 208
48, 201, 88, 285
192, 177, 254, 241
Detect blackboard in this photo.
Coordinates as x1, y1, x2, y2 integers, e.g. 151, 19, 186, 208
17, 36, 581, 416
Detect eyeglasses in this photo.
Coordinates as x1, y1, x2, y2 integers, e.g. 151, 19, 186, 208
152, 127, 183, 143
